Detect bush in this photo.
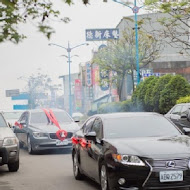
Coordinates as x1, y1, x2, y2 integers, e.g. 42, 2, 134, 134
177, 96, 190, 104
97, 102, 123, 114
144, 77, 159, 111
121, 99, 137, 112
132, 76, 156, 111
152, 74, 173, 112
159, 75, 190, 114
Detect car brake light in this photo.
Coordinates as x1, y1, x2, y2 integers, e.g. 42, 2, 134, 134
71, 137, 79, 145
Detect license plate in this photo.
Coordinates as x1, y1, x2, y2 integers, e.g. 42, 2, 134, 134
160, 170, 183, 182
56, 139, 69, 146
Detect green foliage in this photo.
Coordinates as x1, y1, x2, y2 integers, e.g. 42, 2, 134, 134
144, 77, 159, 111
152, 74, 173, 112
93, 28, 160, 101
98, 102, 123, 114
97, 99, 136, 114
0, 0, 90, 43
145, 0, 190, 55
134, 76, 156, 111
159, 75, 190, 114
177, 96, 190, 104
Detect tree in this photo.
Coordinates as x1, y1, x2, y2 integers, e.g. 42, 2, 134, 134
159, 75, 190, 114
145, 0, 190, 55
93, 28, 160, 101
19, 72, 62, 109
0, 0, 97, 43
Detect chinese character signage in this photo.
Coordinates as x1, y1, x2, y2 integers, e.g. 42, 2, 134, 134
99, 69, 109, 91
74, 79, 82, 110
86, 62, 92, 86
86, 28, 119, 41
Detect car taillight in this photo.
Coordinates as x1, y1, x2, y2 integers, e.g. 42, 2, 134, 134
80, 138, 87, 148
71, 137, 79, 145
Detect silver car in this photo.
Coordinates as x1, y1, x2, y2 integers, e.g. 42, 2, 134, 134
14, 109, 80, 154
0, 113, 19, 172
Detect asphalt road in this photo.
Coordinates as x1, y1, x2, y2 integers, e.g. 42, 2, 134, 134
0, 148, 99, 190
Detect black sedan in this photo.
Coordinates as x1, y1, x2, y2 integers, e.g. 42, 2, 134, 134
72, 112, 190, 190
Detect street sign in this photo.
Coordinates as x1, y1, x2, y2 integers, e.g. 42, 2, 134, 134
86, 28, 119, 41
6, 89, 20, 97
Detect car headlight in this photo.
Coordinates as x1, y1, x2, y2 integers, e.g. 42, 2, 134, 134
33, 132, 48, 139
3, 137, 18, 146
112, 154, 145, 166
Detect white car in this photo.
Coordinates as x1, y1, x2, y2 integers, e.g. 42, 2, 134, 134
2, 111, 23, 128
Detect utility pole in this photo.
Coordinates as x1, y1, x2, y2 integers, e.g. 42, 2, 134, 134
113, 0, 143, 85
49, 42, 88, 116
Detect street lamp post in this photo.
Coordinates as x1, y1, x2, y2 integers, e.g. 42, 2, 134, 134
113, 0, 143, 85
49, 42, 88, 116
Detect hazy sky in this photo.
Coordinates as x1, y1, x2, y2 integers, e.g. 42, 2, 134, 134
0, 0, 146, 109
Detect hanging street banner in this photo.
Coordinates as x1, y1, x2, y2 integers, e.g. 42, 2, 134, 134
86, 28, 119, 41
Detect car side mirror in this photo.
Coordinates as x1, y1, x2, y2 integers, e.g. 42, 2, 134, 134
73, 117, 80, 123
85, 131, 96, 142
183, 127, 190, 136
181, 114, 187, 120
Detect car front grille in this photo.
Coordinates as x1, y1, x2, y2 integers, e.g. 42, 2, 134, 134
144, 159, 190, 188
144, 170, 190, 189
146, 158, 189, 171
49, 132, 73, 140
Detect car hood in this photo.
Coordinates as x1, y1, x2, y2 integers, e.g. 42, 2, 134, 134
29, 122, 80, 133
106, 135, 190, 159
0, 127, 15, 140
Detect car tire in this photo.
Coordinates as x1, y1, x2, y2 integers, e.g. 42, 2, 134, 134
19, 141, 24, 148
100, 163, 110, 190
73, 151, 83, 180
27, 136, 34, 154
8, 160, 19, 172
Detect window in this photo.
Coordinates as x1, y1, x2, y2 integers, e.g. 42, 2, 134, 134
171, 106, 182, 115
0, 114, 8, 127
104, 116, 181, 139
181, 106, 189, 115
20, 112, 28, 126
91, 118, 103, 139
83, 117, 95, 134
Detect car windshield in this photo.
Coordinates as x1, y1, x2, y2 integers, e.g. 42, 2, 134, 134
3, 112, 22, 120
104, 116, 181, 139
30, 111, 72, 124
0, 115, 8, 127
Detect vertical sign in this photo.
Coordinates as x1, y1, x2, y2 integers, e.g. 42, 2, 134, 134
74, 79, 82, 110
86, 62, 92, 87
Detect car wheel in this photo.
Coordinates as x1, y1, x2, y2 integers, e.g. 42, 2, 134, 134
73, 152, 83, 180
27, 136, 34, 154
8, 160, 19, 172
19, 141, 24, 148
100, 164, 109, 190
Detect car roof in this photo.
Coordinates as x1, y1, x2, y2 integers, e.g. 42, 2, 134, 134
92, 112, 163, 119
25, 108, 67, 113
175, 103, 190, 106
